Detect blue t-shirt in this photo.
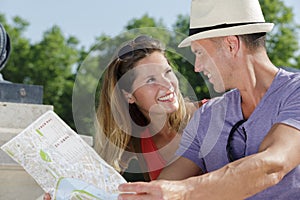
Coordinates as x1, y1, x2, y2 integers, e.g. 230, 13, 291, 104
176, 69, 300, 199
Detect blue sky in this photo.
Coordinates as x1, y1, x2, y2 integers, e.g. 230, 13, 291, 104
1, 0, 300, 48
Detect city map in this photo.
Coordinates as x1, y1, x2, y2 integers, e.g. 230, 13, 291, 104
1, 110, 126, 200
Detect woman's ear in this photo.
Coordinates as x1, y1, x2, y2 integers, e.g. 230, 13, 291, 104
122, 89, 135, 104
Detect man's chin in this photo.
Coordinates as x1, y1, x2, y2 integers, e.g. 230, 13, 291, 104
213, 85, 226, 93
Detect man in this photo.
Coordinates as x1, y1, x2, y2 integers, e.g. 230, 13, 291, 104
118, 0, 300, 199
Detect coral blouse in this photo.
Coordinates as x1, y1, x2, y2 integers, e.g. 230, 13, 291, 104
140, 99, 208, 180
140, 128, 166, 180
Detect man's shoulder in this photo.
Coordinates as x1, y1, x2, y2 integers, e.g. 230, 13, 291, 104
274, 68, 300, 92
192, 89, 239, 120
201, 89, 238, 108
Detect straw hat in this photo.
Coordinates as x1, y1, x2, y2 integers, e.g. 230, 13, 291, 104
179, 0, 274, 47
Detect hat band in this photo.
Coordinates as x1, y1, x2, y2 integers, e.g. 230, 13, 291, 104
189, 22, 265, 36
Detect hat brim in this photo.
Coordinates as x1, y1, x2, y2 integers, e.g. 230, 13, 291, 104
178, 23, 274, 48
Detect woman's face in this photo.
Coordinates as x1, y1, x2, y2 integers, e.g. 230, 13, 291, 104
128, 51, 180, 117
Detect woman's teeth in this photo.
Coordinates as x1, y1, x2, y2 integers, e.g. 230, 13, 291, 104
158, 93, 174, 101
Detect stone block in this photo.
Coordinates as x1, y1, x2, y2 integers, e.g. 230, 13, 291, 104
0, 165, 44, 200
0, 102, 53, 129
0, 82, 43, 104
0, 102, 94, 200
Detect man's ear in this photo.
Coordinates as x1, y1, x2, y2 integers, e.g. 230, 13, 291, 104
224, 36, 240, 55
122, 89, 135, 104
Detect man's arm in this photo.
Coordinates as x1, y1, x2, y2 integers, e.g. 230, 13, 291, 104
158, 156, 203, 180
182, 123, 300, 199
118, 123, 300, 200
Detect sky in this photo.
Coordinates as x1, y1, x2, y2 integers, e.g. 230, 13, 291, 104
1, 0, 300, 48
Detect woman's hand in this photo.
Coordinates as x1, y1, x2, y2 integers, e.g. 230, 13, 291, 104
43, 193, 51, 200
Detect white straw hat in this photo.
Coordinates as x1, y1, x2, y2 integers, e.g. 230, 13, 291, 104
178, 0, 274, 47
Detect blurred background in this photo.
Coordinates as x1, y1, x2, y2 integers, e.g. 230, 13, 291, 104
1, 0, 299, 135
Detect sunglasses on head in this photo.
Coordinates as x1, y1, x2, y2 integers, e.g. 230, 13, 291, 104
117, 35, 154, 61
226, 119, 247, 162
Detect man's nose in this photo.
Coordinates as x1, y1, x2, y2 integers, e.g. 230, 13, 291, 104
194, 57, 204, 73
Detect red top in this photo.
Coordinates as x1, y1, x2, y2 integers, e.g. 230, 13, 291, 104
140, 99, 208, 180
140, 128, 166, 180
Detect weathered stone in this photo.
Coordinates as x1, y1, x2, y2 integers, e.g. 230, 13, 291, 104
0, 102, 94, 200
0, 82, 43, 104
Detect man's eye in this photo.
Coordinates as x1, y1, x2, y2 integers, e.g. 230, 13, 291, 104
166, 69, 172, 74
195, 51, 202, 56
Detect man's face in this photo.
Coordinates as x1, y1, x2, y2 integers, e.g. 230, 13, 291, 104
191, 38, 228, 93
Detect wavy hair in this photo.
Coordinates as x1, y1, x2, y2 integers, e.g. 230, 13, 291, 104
94, 36, 192, 172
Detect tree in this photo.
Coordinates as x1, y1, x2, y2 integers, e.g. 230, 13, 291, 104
1, 14, 81, 129
0, 14, 31, 82
0, 0, 299, 133
28, 26, 80, 128
260, 0, 300, 68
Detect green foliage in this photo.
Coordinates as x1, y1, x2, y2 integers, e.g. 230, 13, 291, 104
0, 0, 299, 133
125, 14, 165, 30
172, 14, 189, 36
0, 14, 31, 82
260, 0, 300, 68
30, 26, 79, 128
1, 15, 80, 129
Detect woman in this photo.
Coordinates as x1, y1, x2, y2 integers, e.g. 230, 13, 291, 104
94, 35, 204, 181
44, 35, 205, 200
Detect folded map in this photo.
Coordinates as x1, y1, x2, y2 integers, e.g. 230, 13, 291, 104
1, 110, 126, 200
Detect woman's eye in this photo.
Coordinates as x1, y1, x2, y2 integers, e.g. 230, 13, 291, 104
146, 77, 155, 83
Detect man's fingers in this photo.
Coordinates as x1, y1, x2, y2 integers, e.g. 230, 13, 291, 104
119, 182, 152, 193
118, 192, 155, 200
118, 182, 164, 200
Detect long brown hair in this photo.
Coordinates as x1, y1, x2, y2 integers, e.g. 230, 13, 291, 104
94, 35, 192, 172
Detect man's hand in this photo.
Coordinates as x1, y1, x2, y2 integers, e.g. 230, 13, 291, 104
118, 180, 191, 200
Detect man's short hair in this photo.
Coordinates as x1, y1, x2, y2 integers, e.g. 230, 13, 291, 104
239, 32, 267, 51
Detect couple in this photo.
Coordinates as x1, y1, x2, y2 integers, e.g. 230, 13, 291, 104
49, 0, 300, 199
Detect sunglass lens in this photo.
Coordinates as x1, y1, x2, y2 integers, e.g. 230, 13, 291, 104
134, 35, 151, 43
118, 44, 133, 60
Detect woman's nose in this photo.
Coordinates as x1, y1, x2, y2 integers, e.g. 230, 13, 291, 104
158, 76, 173, 89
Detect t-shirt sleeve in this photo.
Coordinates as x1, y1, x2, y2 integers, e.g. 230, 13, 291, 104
275, 86, 300, 131
176, 109, 205, 169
